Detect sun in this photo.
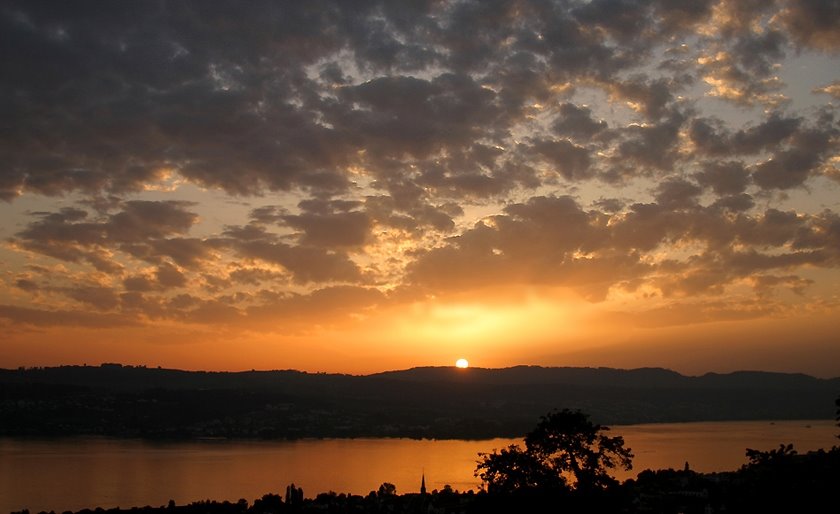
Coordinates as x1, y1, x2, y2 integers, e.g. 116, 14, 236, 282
455, 358, 469, 369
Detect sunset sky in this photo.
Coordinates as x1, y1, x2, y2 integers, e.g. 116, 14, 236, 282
1, 1, 839, 376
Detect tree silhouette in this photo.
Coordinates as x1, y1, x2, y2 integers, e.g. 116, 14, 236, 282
285, 483, 304, 505
835, 394, 839, 438
476, 444, 563, 494
476, 409, 633, 494
745, 443, 797, 466
377, 482, 396, 497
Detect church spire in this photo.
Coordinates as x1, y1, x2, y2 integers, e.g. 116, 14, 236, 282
420, 471, 427, 495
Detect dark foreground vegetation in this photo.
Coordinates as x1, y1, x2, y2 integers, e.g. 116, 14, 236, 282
2, 364, 837, 439
11, 401, 840, 514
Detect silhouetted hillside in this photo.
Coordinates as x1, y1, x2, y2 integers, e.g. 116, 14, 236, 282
373, 366, 690, 387
1, 364, 837, 439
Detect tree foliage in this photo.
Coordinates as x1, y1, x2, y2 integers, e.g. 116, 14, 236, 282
835, 394, 839, 438
745, 443, 797, 467
376, 482, 396, 497
476, 444, 564, 494
476, 409, 633, 494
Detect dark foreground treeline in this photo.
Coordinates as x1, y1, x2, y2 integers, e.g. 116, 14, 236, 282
12, 446, 840, 514
12, 403, 840, 514
2, 364, 837, 439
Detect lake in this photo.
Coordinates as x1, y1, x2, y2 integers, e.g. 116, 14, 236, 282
1, 419, 836, 513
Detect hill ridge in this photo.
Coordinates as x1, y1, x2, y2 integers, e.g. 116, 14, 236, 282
2, 364, 837, 440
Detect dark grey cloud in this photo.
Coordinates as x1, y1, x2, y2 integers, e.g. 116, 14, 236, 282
791, 209, 840, 252
148, 238, 216, 268
223, 225, 363, 284
283, 210, 372, 247
730, 28, 787, 76
0, 304, 138, 328
332, 73, 503, 169
1, 1, 357, 199
654, 178, 702, 208
155, 263, 187, 288
690, 114, 802, 156
118, 237, 216, 269
752, 127, 836, 190
227, 267, 286, 286
276, 199, 374, 248
606, 76, 680, 120
551, 103, 608, 140
652, 0, 717, 33
2, 0, 834, 204
688, 111, 838, 191
14, 278, 39, 293
57, 285, 120, 311
12, 201, 199, 268
608, 109, 687, 178
0, 0, 722, 202
710, 193, 755, 213
529, 139, 592, 180
683, 0, 796, 109
364, 194, 462, 234
781, 0, 840, 51
695, 161, 750, 195
123, 274, 155, 292
750, 274, 813, 296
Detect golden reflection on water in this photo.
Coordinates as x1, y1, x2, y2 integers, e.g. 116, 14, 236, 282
0, 420, 836, 513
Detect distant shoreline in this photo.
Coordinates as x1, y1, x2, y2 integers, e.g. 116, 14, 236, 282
2, 364, 837, 440
1, 418, 834, 445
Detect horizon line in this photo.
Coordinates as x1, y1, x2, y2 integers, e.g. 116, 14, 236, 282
5, 362, 838, 380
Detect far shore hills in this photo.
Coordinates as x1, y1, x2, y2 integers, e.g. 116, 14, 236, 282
1, 364, 838, 440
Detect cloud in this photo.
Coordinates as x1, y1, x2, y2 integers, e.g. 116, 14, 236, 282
605, 75, 680, 120
780, 0, 840, 51
409, 196, 620, 296
551, 102, 609, 140
1, 0, 839, 344
609, 109, 687, 177
155, 263, 187, 288
752, 127, 836, 190
247, 285, 386, 327
813, 80, 840, 99
610, 299, 779, 328
281, 200, 373, 248
749, 274, 813, 296
689, 113, 802, 156
695, 161, 750, 195
12, 201, 200, 269
694, 8, 790, 109
14, 278, 39, 293
57, 285, 120, 311
123, 274, 155, 292
227, 267, 287, 286
529, 138, 593, 180
409, 193, 840, 303
654, 178, 702, 208
710, 193, 755, 213
1, 0, 832, 205
0, 304, 137, 328
224, 225, 364, 284
0, 0, 660, 201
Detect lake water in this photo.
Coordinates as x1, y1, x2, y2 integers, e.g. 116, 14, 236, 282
1, 419, 836, 513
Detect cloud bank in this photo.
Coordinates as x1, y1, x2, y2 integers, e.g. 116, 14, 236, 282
1, 1, 839, 372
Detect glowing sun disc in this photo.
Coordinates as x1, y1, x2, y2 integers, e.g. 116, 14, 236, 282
455, 358, 469, 368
